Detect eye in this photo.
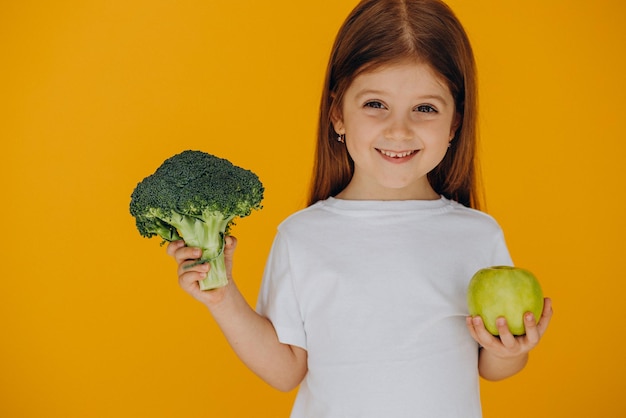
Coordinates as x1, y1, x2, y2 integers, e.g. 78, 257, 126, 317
364, 100, 386, 109
415, 104, 437, 113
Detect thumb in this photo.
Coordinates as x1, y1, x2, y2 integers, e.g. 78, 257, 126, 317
223, 235, 237, 272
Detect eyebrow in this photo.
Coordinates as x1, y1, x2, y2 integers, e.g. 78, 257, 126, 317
354, 90, 449, 104
415, 94, 448, 103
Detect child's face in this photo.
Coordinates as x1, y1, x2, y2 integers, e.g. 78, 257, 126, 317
332, 60, 458, 200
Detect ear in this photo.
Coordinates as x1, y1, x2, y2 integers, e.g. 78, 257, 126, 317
449, 112, 461, 141
330, 103, 345, 135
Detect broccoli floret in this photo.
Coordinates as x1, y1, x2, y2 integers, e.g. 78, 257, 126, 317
129, 150, 264, 290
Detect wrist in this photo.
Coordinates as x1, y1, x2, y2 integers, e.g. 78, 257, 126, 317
203, 279, 244, 316
478, 348, 528, 381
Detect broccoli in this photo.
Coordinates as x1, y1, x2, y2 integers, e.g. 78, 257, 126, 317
129, 150, 264, 290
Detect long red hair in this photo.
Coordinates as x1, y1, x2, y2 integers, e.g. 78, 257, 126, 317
308, 0, 482, 209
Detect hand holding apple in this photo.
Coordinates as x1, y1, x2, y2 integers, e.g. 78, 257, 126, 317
466, 269, 553, 380
467, 266, 544, 336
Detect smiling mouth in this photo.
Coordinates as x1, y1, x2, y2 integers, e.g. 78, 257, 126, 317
377, 149, 418, 158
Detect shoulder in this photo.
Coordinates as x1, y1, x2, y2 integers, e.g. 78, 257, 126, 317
276, 200, 334, 234
441, 198, 505, 234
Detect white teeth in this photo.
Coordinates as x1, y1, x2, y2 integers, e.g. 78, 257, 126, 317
379, 149, 416, 158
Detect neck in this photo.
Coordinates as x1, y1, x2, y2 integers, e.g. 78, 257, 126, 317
335, 182, 440, 201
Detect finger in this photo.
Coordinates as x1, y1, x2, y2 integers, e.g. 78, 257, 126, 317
466, 316, 480, 341
178, 258, 209, 278
178, 264, 209, 289
173, 246, 203, 265
224, 235, 237, 254
495, 317, 517, 348
166, 240, 186, 257
535, 297, 553, 337
223, 235, 237, 268
522, 312, 541, 346
470, 316, 499, 348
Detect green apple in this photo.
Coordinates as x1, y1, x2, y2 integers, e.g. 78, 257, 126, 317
467, 266, 544, 336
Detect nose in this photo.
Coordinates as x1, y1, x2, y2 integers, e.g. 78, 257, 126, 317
384, 111, 413, 141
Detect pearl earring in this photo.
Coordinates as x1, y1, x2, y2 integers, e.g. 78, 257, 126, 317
337, 134, 345, 143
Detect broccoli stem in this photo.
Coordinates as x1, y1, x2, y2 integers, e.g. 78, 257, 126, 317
167, 211, 235, 290
200, 248, 228, 290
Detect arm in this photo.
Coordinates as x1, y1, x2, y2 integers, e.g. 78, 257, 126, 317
466, 297, 553, 381
167, 237, 308, 391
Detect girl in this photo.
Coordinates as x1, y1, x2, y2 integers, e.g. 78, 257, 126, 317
168, 0, 553, 416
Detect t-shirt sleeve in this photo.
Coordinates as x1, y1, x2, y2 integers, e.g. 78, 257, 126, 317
255, 231, 307, 350
491, 227, 514, 266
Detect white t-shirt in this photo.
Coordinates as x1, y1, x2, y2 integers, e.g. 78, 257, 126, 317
256, 197, 512, 418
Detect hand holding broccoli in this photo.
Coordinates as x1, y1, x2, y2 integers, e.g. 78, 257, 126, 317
167, 236, 238, 304
129, 150, 264, 290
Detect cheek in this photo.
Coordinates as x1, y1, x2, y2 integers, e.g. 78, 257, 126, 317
343, 123, 369, 149
344, 140, 360, 162
427, 124, 455, 146
425, 127, 455, 162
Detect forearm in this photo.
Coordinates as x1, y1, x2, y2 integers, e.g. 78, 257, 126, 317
207, 282, 307, 391
478, 348, 528, 381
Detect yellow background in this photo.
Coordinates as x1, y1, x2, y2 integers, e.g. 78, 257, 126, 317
1, 0, 624, 417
